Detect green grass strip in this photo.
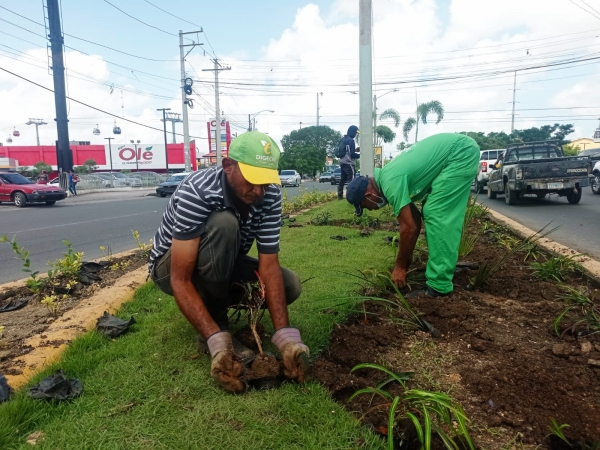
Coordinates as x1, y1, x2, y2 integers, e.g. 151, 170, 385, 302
0, 200, 397, 450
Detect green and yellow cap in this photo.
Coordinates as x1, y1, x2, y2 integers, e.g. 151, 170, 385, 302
228, 131, 281, 185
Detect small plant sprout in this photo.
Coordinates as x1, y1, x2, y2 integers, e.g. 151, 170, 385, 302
531, 254, 585, 282
546, 419, 571, 446
554, 286, 600, 337
0, 326, 5, 337
48, 241, 83, 284
459, 197, 484, 257
132, 230, 153, 257
41, 295, 60, 316
237, 271, 267, 356
0, 234, 44, 293
99, 245, 113, 263
349, 363, 474, 450
310, 211, 333, 226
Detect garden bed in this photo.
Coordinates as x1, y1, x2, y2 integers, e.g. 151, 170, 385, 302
0, 250, 148, 376
311, 207, 600, 449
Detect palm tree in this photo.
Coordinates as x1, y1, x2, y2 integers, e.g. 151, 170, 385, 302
378, 108, 401, 128
402, 100, 445, 142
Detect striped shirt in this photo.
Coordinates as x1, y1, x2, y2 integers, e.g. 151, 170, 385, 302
149, 167, 282, 272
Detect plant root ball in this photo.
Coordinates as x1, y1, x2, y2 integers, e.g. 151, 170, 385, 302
249, 353, 281, 380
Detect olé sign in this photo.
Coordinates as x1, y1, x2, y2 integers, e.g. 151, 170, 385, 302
118, 146, 154, 165
104, 143, 166, 170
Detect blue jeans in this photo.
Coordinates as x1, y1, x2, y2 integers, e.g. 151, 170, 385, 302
69, 182, 77, 196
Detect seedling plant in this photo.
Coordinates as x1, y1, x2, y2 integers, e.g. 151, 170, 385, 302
234, 271, 268, 355
349, 363, 474, 450
554, 286, 600, 337
546, 419, 571, 446
0, 235, 44, 293
310, 211, 333, 226
132, 230, 153, 258
531, 254, 585, 282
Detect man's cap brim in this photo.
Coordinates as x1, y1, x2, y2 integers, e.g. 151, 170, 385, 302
238, 161, 281, 185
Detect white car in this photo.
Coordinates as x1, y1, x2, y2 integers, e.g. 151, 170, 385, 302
279, 170, 301, 187
96, 172, 143, 187
591, 160, 600, 195
474, 149, 504, 193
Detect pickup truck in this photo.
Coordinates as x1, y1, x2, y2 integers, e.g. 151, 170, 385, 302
487, 141, 590, 205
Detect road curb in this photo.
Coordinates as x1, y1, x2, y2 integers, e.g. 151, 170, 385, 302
486, 208, 600, 281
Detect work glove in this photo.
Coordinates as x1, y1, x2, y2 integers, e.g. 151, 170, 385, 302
272, 327, 311, 383
207, 331, 246, 393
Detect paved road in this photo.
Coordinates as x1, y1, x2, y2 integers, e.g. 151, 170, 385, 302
476, 186, 600, 260
0, 181, 336, 284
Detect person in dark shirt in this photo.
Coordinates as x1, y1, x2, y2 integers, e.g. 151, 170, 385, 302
337, 125, 360, 199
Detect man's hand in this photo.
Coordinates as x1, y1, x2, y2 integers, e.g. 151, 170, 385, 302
272, 327, 311, 383
391, 265, 407, 288
207, 331, 246, 393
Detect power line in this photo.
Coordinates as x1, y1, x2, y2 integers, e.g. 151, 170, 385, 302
568, 0, 600, 20
102, 0, 183, 39
581, 0, 600, 17
0, 66, 207, 139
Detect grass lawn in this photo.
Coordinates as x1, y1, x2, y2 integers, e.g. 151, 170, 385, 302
0, 200, 398, 450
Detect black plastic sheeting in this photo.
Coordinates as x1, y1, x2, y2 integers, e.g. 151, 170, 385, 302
95, 312, 136, 338
0, 298, 28, 313
0, 374, 12, 403
28, 370, 83, 401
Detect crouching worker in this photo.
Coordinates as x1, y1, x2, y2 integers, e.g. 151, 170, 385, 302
149, 132, 310, 393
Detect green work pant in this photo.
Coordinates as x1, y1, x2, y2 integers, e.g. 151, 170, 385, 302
422, 140, 479, 294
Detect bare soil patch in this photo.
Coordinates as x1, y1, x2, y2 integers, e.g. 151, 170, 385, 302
313, 217, 600, 449
0, 252, 147, 376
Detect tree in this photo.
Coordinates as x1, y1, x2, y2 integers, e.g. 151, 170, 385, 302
396, 142, 412, 152
82, 159, 98, 173
459, 123, 575, 150
562, 144, 579, 156
281, 126, 342, 158
375, 125, 396, 146
402, 100, 445, 142
32, 161, 52, 177
279, 145, 325, 177
378, 108, 400, 128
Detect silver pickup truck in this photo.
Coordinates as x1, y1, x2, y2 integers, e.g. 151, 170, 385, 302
487, 141, 589, 205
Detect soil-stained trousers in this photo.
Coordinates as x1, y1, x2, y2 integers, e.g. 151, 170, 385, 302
422, 140, 480, 294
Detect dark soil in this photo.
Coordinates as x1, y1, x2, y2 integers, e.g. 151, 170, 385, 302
249, 354, 281, 380
313, 216, 600, 449
0, 251, 148, 375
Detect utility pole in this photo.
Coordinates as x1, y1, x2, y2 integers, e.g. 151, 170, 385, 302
26, 119, 47, 146
157, 108, 171, 173
162, 112, 182, 144
359, 0, 374, 177
203, 59, 231, 167
414, 89, 419, 143
47, 0, 72, 187
300, 121, 302, 129
130, 139, 141, 172
316, 92, 322, 126
511, 71, 517, 133
248, 114, 252, 132
104, 137, 114, 174
373, 95, 377, 149
179, 30, 203, 172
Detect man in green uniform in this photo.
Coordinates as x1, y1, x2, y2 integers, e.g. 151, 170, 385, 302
346, 133, 480, 297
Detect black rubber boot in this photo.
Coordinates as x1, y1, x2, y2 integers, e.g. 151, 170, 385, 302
406, 285, 449, 299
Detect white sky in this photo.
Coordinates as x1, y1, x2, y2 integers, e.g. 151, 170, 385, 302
1, 0, 600, 158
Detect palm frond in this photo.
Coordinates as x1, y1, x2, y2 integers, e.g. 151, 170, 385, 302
403, 117, 417, 141
379, 108, 401, 128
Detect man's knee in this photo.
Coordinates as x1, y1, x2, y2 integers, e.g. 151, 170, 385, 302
282, 268, 302, 305
206, 210, 239, 235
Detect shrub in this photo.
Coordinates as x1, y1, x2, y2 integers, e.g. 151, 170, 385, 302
531, 254, 584, 282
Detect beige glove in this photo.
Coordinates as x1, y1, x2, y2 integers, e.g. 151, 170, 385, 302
207, 331, 246, 393
272, 328, 311, 383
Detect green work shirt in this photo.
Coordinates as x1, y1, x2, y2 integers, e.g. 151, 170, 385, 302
375, 133, 474, 216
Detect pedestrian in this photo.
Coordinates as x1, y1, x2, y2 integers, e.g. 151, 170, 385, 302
149, 131, 310, 393
337, 125, 360, 199
69, 171, 79, 196
37, 170, 49, 184
345, 133, 480, 297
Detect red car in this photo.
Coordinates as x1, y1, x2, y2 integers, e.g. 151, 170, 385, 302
0, 171, 67, 207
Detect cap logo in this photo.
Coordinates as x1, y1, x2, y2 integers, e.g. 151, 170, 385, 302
261, 140, 272, 155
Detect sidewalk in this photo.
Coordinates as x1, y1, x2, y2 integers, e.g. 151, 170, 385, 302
65, 187, 157, 204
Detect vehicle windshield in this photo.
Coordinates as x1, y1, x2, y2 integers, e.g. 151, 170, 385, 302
322, 172, 331, 175
167, 175, 186, 182
334, 168, 341, 174
506, 146, 561, 162
280, 170, 295, 176
580, 149, 600, 157
96, 174, 112, 179
112, 172, 129, 178
0, 173, 33, 185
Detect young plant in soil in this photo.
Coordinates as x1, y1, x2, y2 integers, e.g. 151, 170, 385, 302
349, 363, 474, 450
531, 254, 585, 282
0, 235, 45, 293
236, 272, 281, 383
48, 241, 83, 284
310, 211, 333, 226
471, 224, 558, 289
546, 419, 571, 446
132, 230, 153, 258
554, 286, 600, 337
458, 197, 485, 258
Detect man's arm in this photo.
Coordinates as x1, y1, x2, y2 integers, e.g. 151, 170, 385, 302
170, 237, 220, 338
392, 203, 422, 287
257, 252, 289, 330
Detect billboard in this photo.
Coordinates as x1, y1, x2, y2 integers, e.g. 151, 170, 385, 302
107, 144, 166, 170
206, 119, 231, 155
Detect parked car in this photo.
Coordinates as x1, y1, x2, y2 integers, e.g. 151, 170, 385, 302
129, 171, 168, 186
319, 171, 333, 183
0, 171, 67, 207
279, 170, 301, 187
487, 141, 590, 205
96, 172, 142, 187
330, 167, 342, 185
474, 149, 504, 193
156, 173, 191, 197
591, 160, 600, 195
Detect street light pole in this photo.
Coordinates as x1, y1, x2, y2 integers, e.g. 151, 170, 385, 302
131, 139, 140, 172
249, 110, 274, 132
157, 108, 171, 173
104, 137, 114, 174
